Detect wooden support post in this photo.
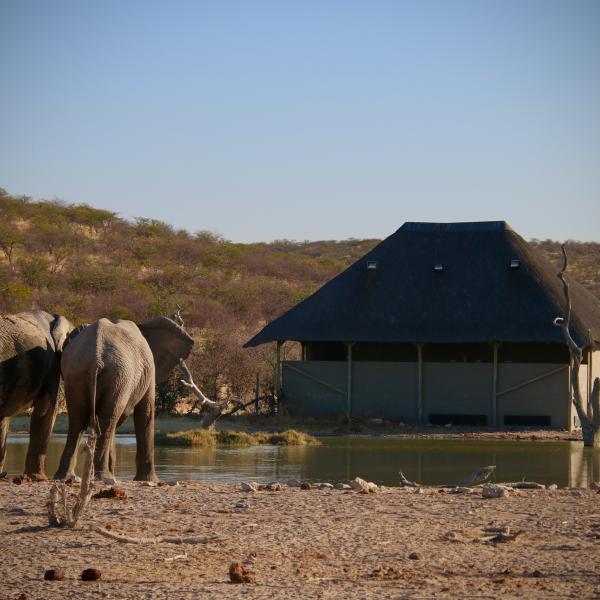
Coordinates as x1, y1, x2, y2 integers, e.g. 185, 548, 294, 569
254, 372, 260, 413
346, 343, 354, 427
275, 341, 283, 400
568, 355, 574, 431
491, 343, 500, 427
417, 344, 424, 424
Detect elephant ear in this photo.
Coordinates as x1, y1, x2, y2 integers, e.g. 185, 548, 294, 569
51, 315, 73, 352
137, 317, 194, 383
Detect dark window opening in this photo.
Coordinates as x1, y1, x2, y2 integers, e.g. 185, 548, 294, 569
503, 415, 551, 426
353, 342, 417, 362
499, 343, 569, 364
428, 414, 488, 426
424, 344, 492, 363
305, 342, 346, 361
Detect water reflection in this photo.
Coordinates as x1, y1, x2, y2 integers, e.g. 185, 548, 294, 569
5, 435, 600, 487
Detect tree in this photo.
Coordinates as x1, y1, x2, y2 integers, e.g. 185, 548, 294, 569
554, 244, 600, 448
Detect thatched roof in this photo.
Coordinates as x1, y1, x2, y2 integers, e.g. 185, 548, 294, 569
244, 222, 600, 348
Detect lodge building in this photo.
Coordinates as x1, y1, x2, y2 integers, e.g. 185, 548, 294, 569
245, 222, 600, 429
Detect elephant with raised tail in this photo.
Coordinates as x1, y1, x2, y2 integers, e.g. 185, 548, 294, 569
54, 316, 194, 483
0, 310, 73, 479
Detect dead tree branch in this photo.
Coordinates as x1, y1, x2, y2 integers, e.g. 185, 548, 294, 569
91, 526, 222, 545
553, 244, 600, 447
48, 431, 96, 528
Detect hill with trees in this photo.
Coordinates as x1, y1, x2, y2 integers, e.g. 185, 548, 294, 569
1, 187, 598, 404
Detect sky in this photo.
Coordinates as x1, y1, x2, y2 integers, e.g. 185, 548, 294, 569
1, 0, 599, 243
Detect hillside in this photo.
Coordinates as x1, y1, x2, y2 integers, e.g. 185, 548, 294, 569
1, 187, 598, 401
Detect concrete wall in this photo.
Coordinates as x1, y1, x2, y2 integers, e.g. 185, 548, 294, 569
282, 359, 571, 427
422, 362, 492, 420
497, 363, 569, 427
352, 362, 418, 421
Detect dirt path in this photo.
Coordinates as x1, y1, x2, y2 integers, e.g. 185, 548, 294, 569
1, 480, 599, 599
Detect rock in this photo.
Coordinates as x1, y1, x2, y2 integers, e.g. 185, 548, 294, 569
229, 562, 255, 584
482, 484, 510, 498
408, 552, 422, 560
285, 479, 302, 488
44, 568, 65, 581
349, 477, 370, 493
334, 482, 351, 490
140, 481, 157, 487
240, 482, 258, 492
367, 482, 378, 493
81, 568, 101, 581
300, 482, 312, 490
571, 489, 583, 497
414, 487, 425, 495
101, 476, 117, 486
235, 499, 249, 510
166, 480, 180, 487
590, 482, 600, 490
548, 484, 558, 490
266, 482, 282, 491
318, 483, 334, 490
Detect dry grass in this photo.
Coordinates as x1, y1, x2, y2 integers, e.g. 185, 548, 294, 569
155, 428, 320, 447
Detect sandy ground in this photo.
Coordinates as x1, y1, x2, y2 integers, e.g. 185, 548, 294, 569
1, 479, 599, 599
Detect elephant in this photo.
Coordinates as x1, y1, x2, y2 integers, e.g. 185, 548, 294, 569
0, 310, 73, 479
54, 316, 194, 483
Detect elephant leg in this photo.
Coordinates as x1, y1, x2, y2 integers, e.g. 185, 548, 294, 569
24, 396, 59, 480
108, 414, 127, 474
0, 416, 9, 477
133, 386, 158, 482
94, 410, 120, 484
54, 383, 88, 481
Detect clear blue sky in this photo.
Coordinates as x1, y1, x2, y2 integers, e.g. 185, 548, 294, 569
1, 1, 599, 242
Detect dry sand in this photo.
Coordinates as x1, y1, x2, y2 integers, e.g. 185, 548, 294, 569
1, 479, 599, 599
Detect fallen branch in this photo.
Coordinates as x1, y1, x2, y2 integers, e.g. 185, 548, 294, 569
91, 526, 222, 545
48, 431, 96, 528
399, 465, 496, 489
398, 471, 419, 487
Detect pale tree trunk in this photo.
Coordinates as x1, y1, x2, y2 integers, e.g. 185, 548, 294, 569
554, 245, 600, 448
172, 306, 241, 430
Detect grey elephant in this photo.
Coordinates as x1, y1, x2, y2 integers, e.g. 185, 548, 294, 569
0, 310, 73, 479
54, 316, 194, 482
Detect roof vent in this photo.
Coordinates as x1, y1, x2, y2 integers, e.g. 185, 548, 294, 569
433, 264, 444, 272
366, 261, 378, 270
510, 259, 520, 269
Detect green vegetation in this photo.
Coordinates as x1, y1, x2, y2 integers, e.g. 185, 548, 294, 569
2, 186, 599, 405
156, 428, 320, 447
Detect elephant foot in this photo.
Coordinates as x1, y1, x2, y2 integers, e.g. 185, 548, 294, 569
65, 473, 82, 484
22, 472, 48, 482
96, 472, 118, 486
134, 471, 159, 483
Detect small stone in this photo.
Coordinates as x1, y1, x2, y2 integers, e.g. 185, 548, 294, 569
266, 482, 282, 491
548, 484, 558, 490
81, 568, 101, 581
409, 552, 422, 560
141, 481, 157, 487
240, 482, 258, 492
571, 490, 583, 497
532, 570, 543, 578
166, 480, 180, 487
285, 479, 302, 488
44, 568, 65, 581
482, 484, 510, 499
318, 483, 334, 490
350, 477, 371, 493
590, 482, 600, 491
367, 482, 378, 493
334, 482, 351, 490
300, 482, 312, 490
414, 487, 425, 495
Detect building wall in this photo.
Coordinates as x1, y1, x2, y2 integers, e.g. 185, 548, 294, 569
282, 359, 572, 427
497, 363, 569, 427
422, 362, 492, 422
352, 362, 418, 421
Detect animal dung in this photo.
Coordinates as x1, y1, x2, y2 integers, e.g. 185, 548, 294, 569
44, 568, 65, 581
92, 486, 128, 500
229, 562, 255, 584
81, 568, 102, 581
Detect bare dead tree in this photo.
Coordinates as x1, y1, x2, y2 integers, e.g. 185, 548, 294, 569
553, 244, 600, 448
178, 359, 242, 429
171, 306, 242, 429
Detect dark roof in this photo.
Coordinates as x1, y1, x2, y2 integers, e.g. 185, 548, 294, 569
245, 221, 600, 348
